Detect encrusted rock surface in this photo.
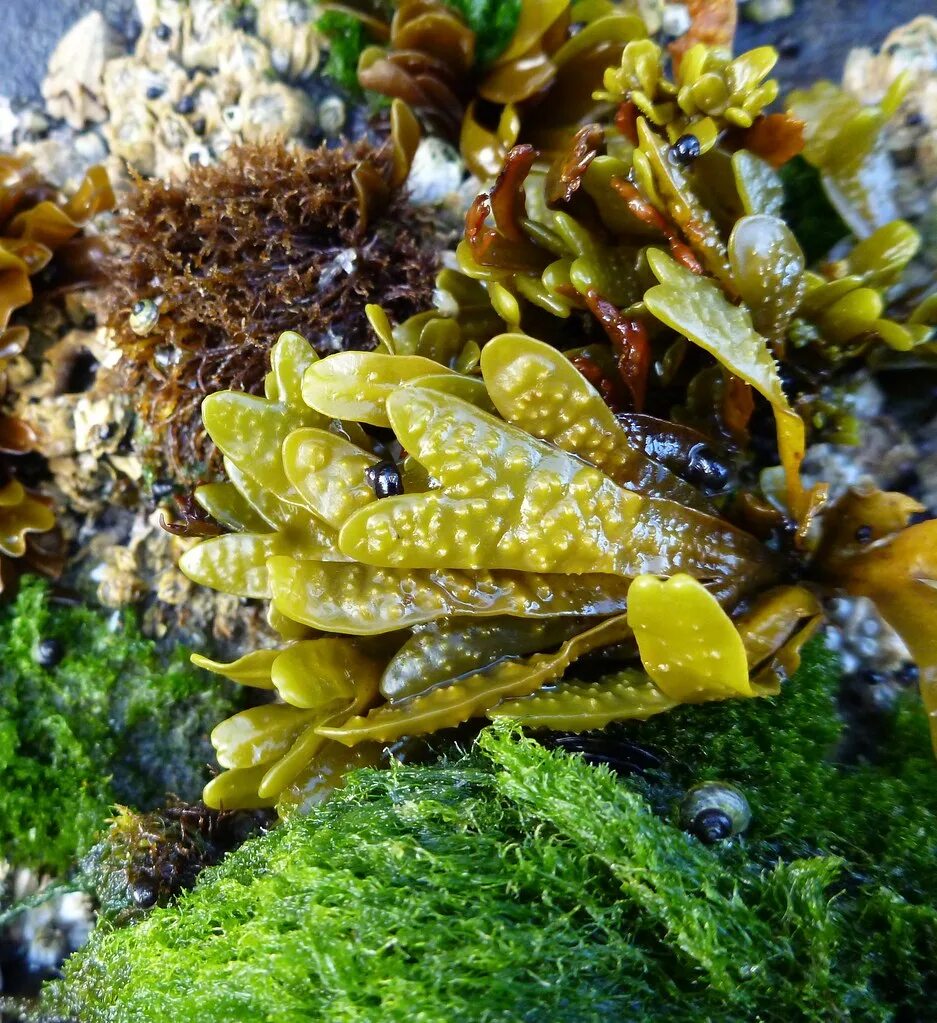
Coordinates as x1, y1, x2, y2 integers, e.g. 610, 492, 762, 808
41, 11, 121, 130
844, 16, 937, 263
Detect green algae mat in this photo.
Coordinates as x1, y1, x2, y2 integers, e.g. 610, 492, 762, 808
45, 642, 937, 1022
0, 579, 236, 874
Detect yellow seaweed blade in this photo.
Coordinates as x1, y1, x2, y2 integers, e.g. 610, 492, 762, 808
202, 331, 325, 502
319, 613, 633, 745
340, 387, 644, 574
211, 704, 318, 770
203, 765, 277, 811
627, 573, 752, 702
191, 649, 279, 689
495, 585, 818, 730
194, 482, 270, 533
202, 391, 316, 505
409, 373, 497, 413
380, 616, 585, 702
339, 387, 768, 585
257, 722, 330, 801
223, 458, 302, 532
267, 555, 632, 635
735, 585, 822, 683
480, 333, 710, 509
637, 119, 732, 284
0, 480, 25, 508
283, 428, 378, 529
276, 742, 383, 815
178, 516, 345, 600
0, 492, 55, 558
490, 670, 678, 730
219, 461, 350, 561
178, 532, 282, 599
645, 248, 786, 405
270, 638, 370, 709
644, 249, 807, 518
732, 151, 784, 218
481, 333, 634, 470
258, 648, 382, 798
496, 0, 567, 64
301, 352, 455, 427
267, 604, 317, 642
271, 330, 319, 409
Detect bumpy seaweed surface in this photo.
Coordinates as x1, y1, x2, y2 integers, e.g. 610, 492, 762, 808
0, 578, 238, 874
46, 642, 937, 1022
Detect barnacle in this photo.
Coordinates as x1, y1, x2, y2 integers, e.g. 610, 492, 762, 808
106, 121, 438, 482
98, 0, 323, 182
177, 29, 937, 810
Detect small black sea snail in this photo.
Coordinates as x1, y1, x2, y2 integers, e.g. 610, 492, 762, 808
679, 781, 752, 843
34, 637, 65, 668
365, 460, 404, 499
669, 133, 702, 166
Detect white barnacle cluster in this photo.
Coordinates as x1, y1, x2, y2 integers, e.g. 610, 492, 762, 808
844, 17, 937, 265
103, 0, 322, 179
40, 0, 336, 185
824, 595, 910, 679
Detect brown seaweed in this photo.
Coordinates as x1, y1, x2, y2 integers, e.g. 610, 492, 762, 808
0, 154, 113, 592
106, 137, 438, 482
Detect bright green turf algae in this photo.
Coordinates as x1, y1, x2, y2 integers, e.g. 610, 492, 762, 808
44, 640, 937, 1022
0, 578, 237, 873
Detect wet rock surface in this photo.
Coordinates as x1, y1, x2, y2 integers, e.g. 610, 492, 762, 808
0, 2, 138, 105
737, 0, 936, 94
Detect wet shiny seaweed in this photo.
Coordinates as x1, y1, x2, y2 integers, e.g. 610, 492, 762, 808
106, 115, 435, 484
0, 154, 114, 592
176, 15, 937, 811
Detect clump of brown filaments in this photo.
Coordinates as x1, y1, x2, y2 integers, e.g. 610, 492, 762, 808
107, 140, 440, 481
83, 801, 272, 927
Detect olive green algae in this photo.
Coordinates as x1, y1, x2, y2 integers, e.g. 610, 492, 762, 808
443, 0, 523, 65
318, 0, 522, 94
44, 640, 937, 1022
780, 156, 850, 263
0, 578, 238, 874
